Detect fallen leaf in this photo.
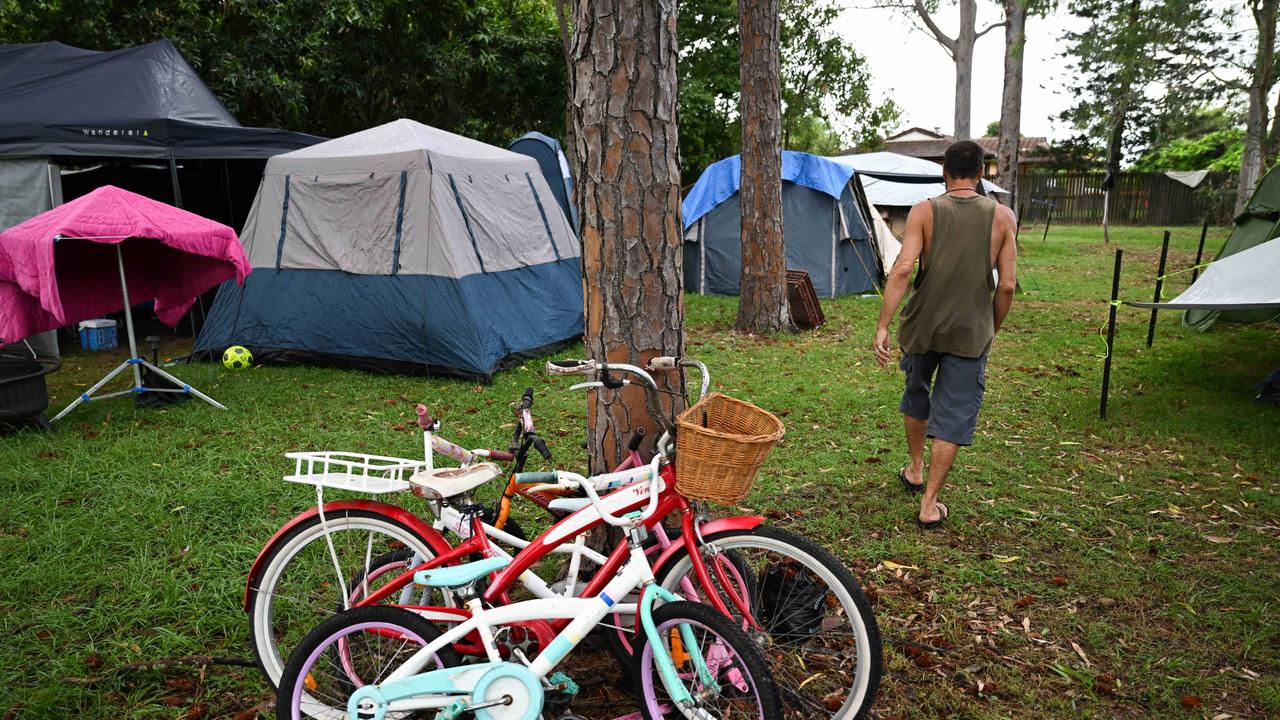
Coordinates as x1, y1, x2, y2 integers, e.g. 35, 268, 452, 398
1204, 535, 1233, 544
995, 555, 1020, 563
1014, 595, 1035, 608
1050, 576, 1069, 587
1180, 695, 1202, 709
821, 690, 845, 711
1070, 640, 1091, 667
882, 560, 918, 571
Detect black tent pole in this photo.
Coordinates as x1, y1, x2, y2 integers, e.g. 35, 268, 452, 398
1042, 202, 1054, 243
1146, 230, 1170, 348
1191, 216, 1208, 283
168, 152, 184, 208
1100, 248, 1122, 419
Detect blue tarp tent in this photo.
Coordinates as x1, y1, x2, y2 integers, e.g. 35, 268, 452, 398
682, 151, 883, 298
194, 119, 583, 381
508, 131, 577, 230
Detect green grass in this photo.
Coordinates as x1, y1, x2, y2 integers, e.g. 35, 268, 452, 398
1, 223, 1276, 719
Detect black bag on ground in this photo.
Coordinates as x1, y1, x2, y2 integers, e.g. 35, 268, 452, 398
757, 563, 827, 643
1256, 367, 1280, 406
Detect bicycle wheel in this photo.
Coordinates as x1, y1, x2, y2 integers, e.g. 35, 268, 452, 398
248, 508, 455, 688
600, 532, 754, 667
653, 525, 882, 720
630, 601, 782, 720
277, 605, 460, 720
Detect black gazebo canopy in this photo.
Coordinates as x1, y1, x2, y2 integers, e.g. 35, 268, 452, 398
0, 40, 320, 160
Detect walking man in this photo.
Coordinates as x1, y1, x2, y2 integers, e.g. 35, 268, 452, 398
872, 140, 1017, 529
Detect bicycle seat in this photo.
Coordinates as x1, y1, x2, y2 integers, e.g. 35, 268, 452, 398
410, 462, 503, 499
547, 497, 591, 514
414, 556, 510, 588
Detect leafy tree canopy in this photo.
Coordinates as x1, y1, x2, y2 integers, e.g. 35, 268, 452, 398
1132, 108, 1245, 171
679, 0, 899, 178
1057, 0, 1232, 165
0, 0, 566, 145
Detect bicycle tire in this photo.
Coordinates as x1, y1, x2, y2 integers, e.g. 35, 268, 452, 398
276, 605, 461, 720
248, 508, 451, 688
653, 525, 883, 720
629, 600, 783, 720
599, 532, 755, 668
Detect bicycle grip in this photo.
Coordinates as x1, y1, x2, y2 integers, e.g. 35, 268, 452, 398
627, 426, 647, 452
532, 436, 552, 461
415, 404, 435, 429
519, 387, 534, 410
515, 471, 559, 484
489, 449, 515, 462
649, 356, 677, 370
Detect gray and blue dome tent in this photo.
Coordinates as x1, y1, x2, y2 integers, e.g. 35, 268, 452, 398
194, 119, 583, 381
508, 132, 577, 230
682, 151, 883, 298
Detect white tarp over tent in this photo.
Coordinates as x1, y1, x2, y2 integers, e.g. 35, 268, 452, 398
1128, 237, 1280, 310
827, 151, 1007, 207
867, 200, 901, 270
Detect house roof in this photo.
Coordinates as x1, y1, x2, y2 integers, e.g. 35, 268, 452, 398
883, 134, 1049, 162
885, 127, 948, 142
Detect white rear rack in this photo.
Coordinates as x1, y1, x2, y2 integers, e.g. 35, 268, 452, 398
284, 451, 427, 494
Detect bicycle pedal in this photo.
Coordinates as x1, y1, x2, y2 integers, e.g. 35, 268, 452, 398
546, 671, 579, 696
433, 698, 468, 720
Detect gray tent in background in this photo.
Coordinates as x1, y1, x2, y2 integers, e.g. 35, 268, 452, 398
194, 119, 583, 380
682, 151, 883, 298
508, 132, 576, 230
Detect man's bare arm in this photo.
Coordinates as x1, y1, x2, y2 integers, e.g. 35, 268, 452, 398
873, 201, 927, 365
992, 205, 1017, 334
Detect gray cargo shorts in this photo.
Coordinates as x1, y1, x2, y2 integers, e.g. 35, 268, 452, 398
898, 351, 989, 446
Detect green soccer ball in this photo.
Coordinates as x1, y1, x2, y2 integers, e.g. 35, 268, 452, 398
222, 345, 253, 370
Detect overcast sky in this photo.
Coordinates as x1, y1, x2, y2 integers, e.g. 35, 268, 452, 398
831, 5, 1094, 141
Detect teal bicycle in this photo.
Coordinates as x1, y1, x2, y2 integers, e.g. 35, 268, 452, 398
277, 451, 783, 720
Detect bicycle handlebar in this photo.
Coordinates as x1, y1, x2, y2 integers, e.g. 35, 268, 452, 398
516, 455, 663, 527
627, 426, 647, 452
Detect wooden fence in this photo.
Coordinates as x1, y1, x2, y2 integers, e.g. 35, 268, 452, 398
1017, 171, 1235, 227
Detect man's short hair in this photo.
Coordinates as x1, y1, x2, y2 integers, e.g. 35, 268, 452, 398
943, 140, 985, 180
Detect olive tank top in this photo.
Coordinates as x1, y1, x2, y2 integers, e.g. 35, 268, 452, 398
897, 194, 997, 357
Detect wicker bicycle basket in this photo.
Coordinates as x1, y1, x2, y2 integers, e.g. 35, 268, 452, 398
674, 392, 785, 504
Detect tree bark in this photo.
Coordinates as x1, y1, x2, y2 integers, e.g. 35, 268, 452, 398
912, 0, 996, 139
570, 0, 687, 474
1236, 0, 1278, 215
996, 0, 1027, 207
954, 0, 977, 139
736, 0, 793, 334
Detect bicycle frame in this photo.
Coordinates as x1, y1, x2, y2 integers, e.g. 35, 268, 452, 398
332, 540, 703, 718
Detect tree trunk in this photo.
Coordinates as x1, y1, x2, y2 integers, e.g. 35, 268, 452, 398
1268, 84, 1280, 168
996, 0, 1026, 207
953, 0, 977, 139
736, 0, 793, 334
570, 0, 687, 474
1235, 0, 1277, 215
554, 0, 576, 178
1102, 109, 1125, 244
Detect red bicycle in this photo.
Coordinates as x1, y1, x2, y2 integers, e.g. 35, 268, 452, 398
246, 357, 882, 720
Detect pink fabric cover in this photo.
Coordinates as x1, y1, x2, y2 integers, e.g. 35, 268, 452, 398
0, 185, 250, 344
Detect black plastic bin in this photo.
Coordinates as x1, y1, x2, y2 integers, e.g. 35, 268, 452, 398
0, 355, 60, 431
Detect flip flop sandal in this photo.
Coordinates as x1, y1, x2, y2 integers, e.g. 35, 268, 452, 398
916, 502, 949, 530
898, 466, 924, 494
